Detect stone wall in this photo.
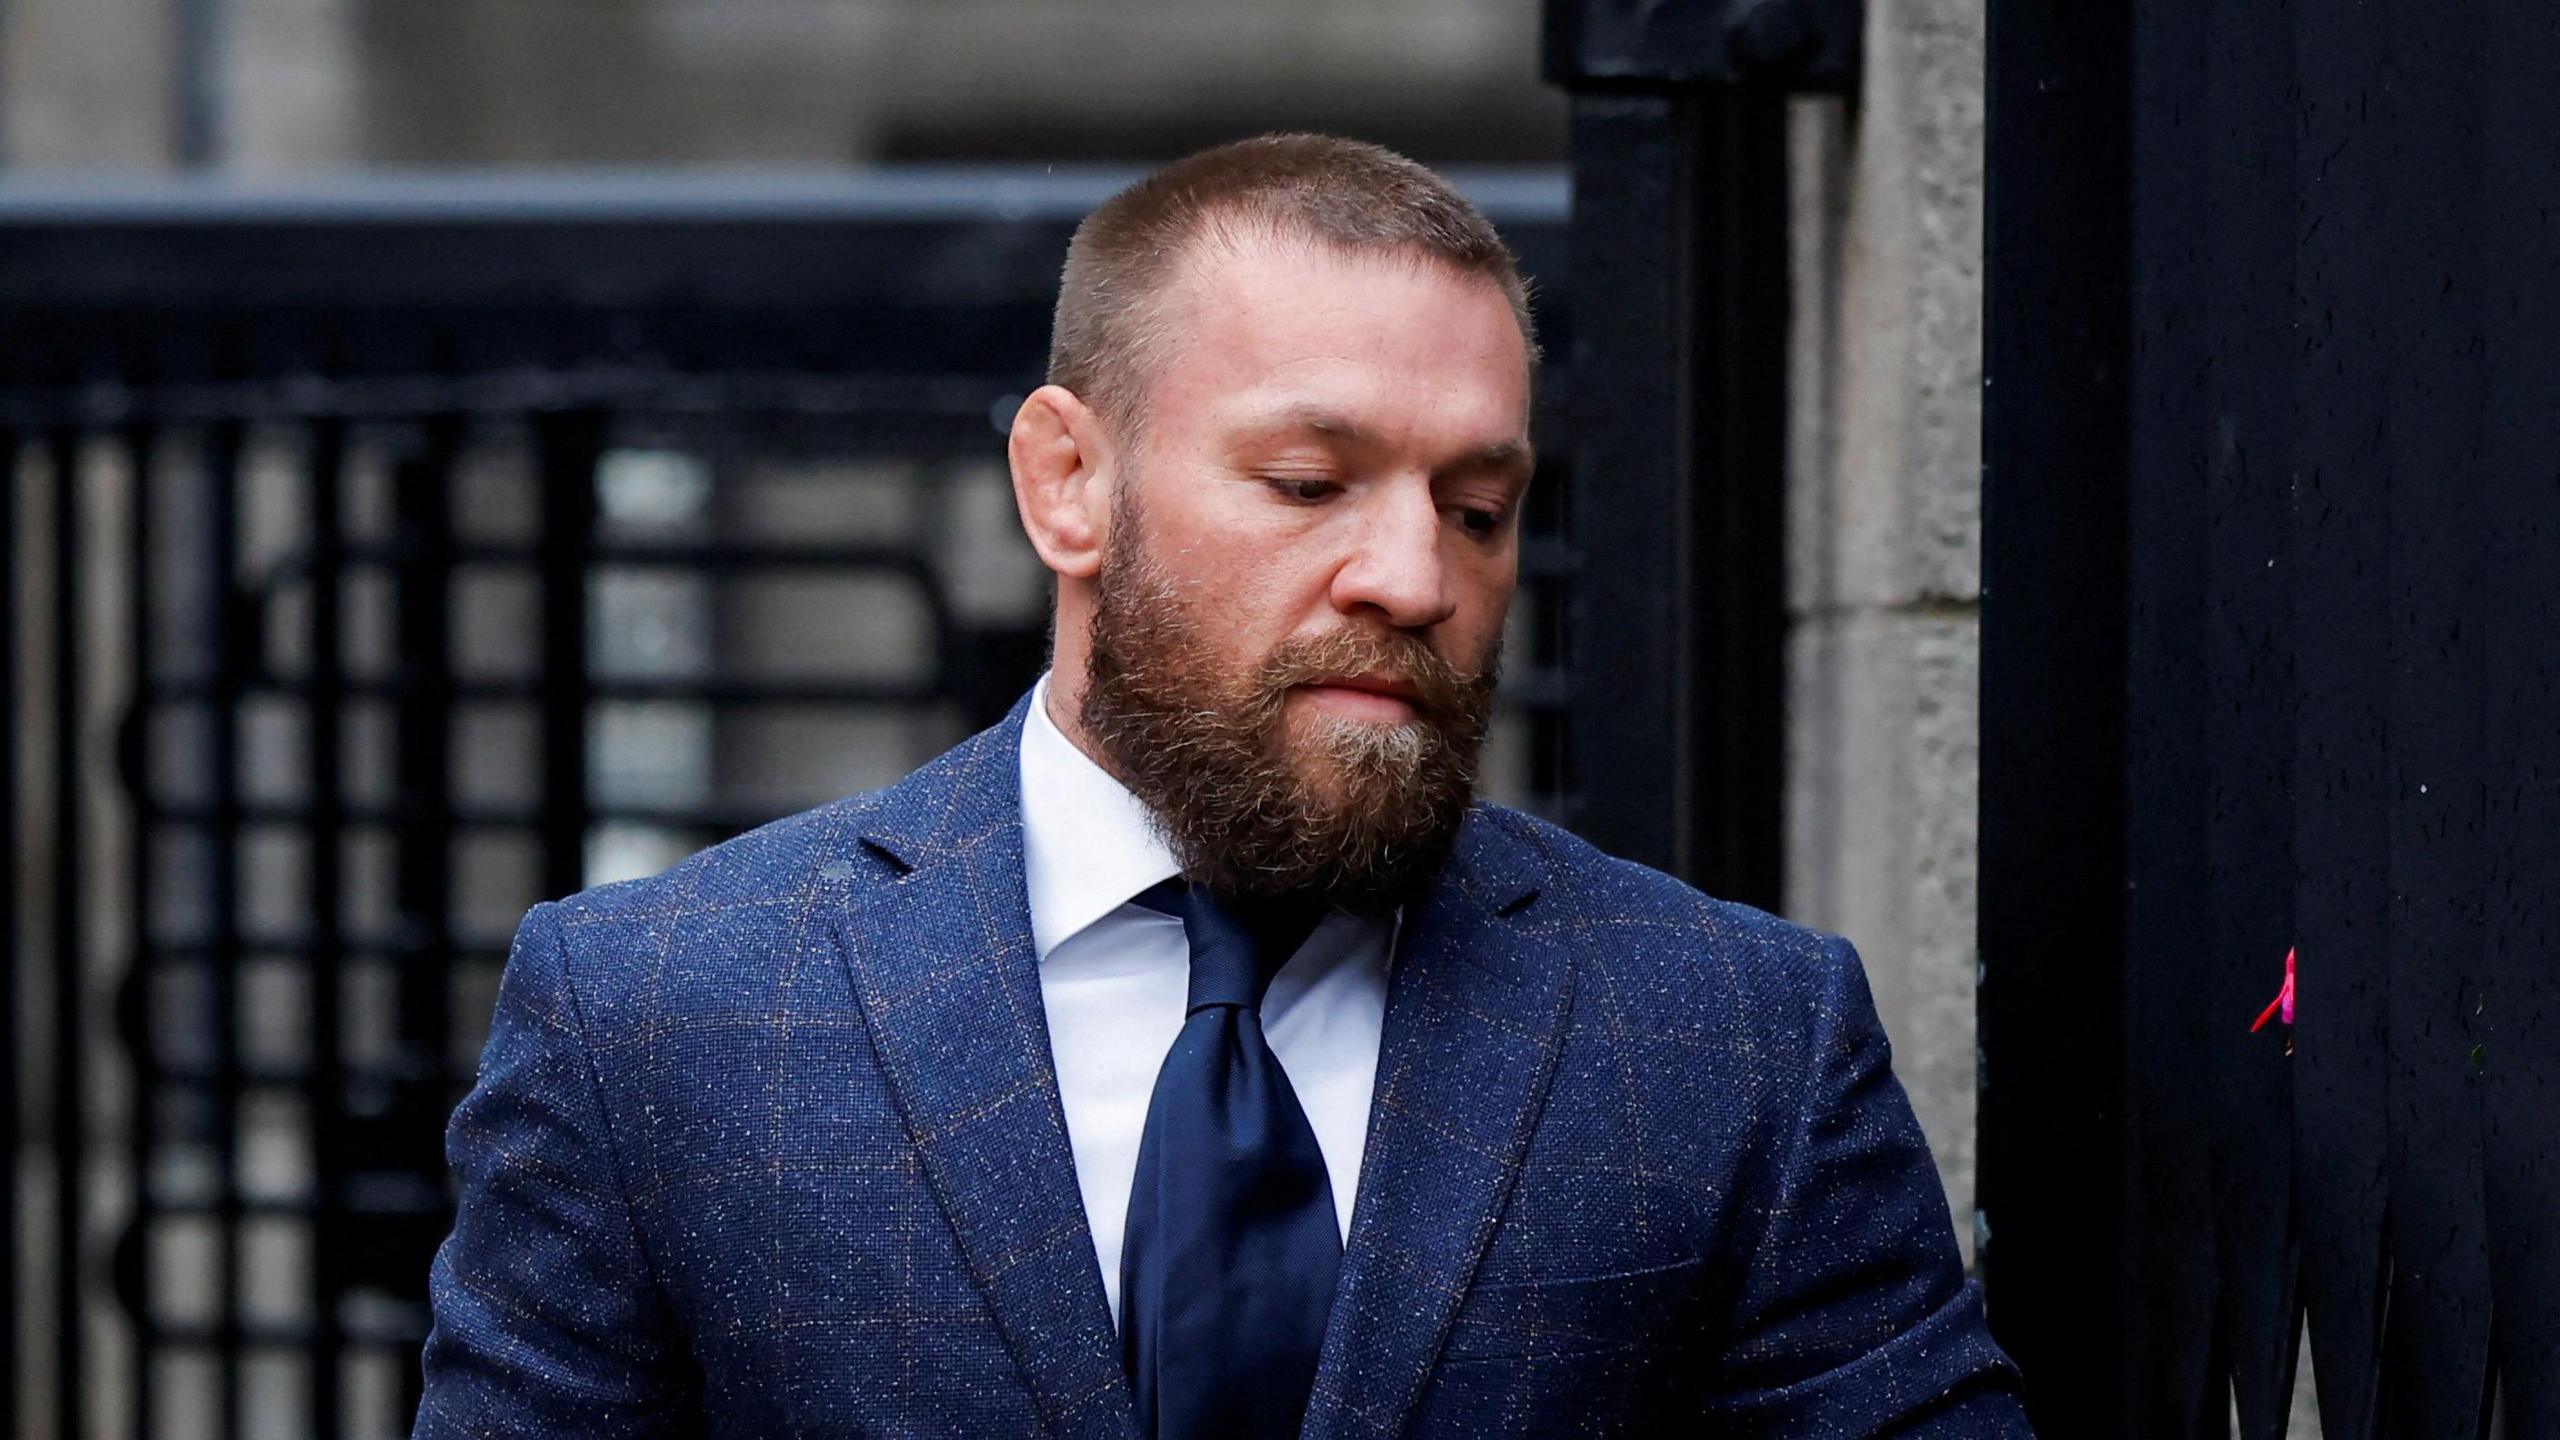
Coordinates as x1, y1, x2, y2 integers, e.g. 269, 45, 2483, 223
1783, 0, 1988, 1260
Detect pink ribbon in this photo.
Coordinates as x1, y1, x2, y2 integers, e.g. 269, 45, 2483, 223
2251, 946, 2297, 1033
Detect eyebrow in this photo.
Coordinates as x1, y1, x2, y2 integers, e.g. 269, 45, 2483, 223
1247, 406, 1534, 478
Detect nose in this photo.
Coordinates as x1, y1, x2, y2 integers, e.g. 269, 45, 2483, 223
1329, 482, 1456, 630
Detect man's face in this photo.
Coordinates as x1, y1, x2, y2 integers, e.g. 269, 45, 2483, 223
1077, 233, 1534, 911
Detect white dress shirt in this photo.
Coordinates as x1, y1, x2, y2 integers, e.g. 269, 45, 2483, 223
1018, 673, 1393, 1324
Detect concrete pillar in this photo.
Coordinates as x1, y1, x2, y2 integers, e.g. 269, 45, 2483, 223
1783, 0, 1986, 1258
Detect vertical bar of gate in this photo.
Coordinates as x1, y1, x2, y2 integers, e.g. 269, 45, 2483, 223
536, 414, 602, 902
204, 419, 246, 1440
304, 418, 349, 1440
392, 421, 456, 1081
1692, 95, 1788, 910
1552, 93, 1692, 872
2287, 2, 2396, 1421
1978, 0, 2135, 1425
2479, 0, 2560, 1414
390, 420, 460, 1426
125, 422, 159, 1435
2, 431, 20, 1440
2378, 0, 2495, 1413
49, 426, 87, 1440
2191, 0, 2300, 1418
1540, 0, 1824, 909
1543, 92, 1787, 907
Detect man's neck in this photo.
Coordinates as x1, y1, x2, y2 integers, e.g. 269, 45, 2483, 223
1038, 663, 1144, 796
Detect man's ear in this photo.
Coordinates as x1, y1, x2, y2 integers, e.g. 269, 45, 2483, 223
1008, 384, 1113, 581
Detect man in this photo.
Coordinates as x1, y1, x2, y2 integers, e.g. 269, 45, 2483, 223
416, 134, 2031, 1438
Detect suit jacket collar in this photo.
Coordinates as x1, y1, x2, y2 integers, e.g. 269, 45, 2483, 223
834, 692, 1574, 1440
1299, 807, 1573, 1440
828, 693, 1134, 1439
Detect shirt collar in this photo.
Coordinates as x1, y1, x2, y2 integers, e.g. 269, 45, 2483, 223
1018, 672, 1184, 962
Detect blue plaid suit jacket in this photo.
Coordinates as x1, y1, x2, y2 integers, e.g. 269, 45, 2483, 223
416, 694, 2030, 1438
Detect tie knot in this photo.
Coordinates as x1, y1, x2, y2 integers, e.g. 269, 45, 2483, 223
1132, 879, 1324, 1012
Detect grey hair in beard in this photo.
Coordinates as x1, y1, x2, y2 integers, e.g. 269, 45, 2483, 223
1077, 481, 1499, 915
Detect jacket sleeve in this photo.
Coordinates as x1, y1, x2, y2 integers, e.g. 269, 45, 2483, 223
413, 902, 698, 1438
1699, 934, 2036, 1437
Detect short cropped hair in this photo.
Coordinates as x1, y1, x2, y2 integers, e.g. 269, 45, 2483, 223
1047, 133, 1539, 437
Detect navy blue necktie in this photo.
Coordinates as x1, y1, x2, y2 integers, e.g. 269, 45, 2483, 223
1120, 879, 1342, 1440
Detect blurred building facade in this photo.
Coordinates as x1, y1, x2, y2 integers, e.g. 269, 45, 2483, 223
0, 0, 1567, 171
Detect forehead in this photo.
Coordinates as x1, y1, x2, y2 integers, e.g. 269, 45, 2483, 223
1142, 232, 1532, 447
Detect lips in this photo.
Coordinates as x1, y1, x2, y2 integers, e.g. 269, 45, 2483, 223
1259, 628, 1470, 719
1300, 673, 1423, 705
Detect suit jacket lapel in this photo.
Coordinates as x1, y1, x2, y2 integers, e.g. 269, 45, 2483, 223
827, 700, 1138, 1440
1301, 810, 1576, 1440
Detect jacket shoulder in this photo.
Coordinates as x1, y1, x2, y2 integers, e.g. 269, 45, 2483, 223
1472, 803, 1859, 1012
521, 788, 913, 1028
548, 789, 899, 931
1478, 804, 1841, 952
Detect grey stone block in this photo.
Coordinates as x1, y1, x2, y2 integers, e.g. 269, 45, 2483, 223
1786, 0, 1985, 615
1786, 609, 1981, 1260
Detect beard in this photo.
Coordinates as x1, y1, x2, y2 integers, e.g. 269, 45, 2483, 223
1077, 491, 1500, 916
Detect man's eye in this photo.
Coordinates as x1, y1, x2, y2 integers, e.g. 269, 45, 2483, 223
1268, 477, 1341, 503
1455, 506, 1506, 536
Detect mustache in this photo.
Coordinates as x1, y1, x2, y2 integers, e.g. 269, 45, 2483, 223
1251, 625, 1486, 718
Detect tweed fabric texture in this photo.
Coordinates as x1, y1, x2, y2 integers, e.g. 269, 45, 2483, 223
415, 692, 2031, 1438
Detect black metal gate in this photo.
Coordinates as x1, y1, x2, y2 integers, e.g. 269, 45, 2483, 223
0, 171, 1575, 1440
1981, 0, 2560, 1434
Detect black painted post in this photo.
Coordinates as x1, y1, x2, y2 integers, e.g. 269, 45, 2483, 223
389, 419, 461, 1428
306, 417, 350, 1439
2479, 4, 2560, 1420
535, 412, 602, 903
392, 423, 460, 1094
1977, 1, 2134, 1427
1983, 0, 2560, 1427
1541, 0, 1853, 907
